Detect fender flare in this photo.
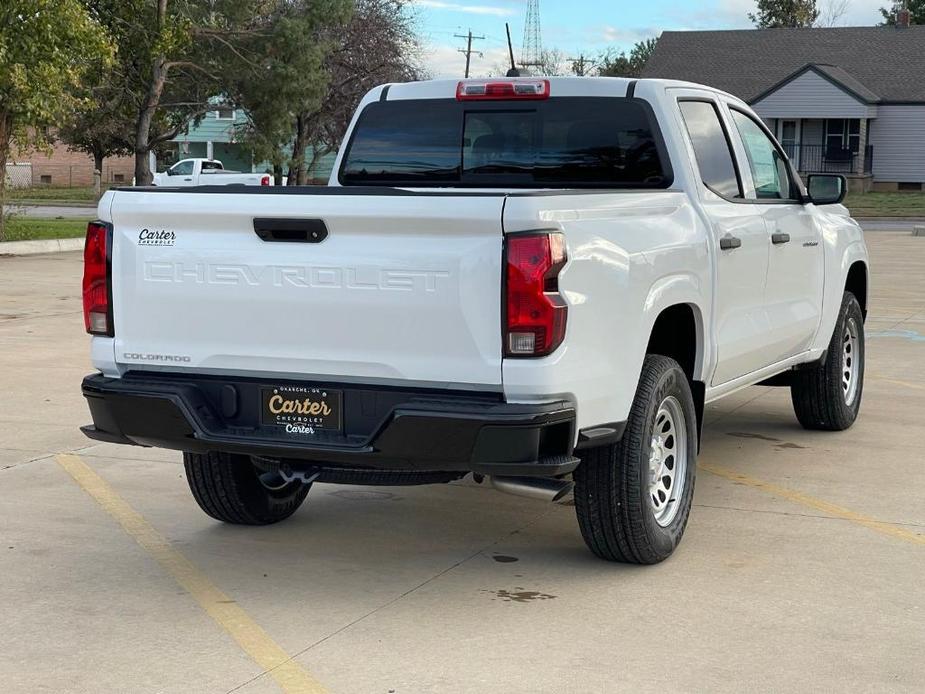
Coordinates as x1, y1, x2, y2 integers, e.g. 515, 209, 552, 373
641, 273, 708, 382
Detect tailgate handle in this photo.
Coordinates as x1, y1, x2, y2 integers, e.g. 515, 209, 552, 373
253, 218, 328, 243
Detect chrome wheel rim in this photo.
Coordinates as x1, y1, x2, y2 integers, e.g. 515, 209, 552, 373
842, 317, 861, 406
648, 396, 687, 527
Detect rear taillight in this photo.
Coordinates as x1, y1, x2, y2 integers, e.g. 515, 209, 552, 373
457, 79, 550, 101
83, 221, 112, 336
504, 232, 567, 357
260, 175, 270, 186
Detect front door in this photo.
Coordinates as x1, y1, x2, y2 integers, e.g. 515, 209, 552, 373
728, 109, 824, 363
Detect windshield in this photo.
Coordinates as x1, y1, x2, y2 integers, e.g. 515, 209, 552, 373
339, 97, 672, 188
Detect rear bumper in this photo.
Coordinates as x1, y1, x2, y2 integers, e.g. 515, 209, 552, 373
81, 372, 579, 477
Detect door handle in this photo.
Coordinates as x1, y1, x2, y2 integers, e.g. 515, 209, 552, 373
183, 177, 192, 181
719, 235, 742, 251
253, 217, 328, 243
771, 232, 791, 245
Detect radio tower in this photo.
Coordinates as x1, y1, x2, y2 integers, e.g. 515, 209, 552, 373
520, 0, 543, 72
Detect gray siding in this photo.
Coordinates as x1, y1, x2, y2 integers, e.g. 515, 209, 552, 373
753, 71, 877, 119
868, 105, 925, 183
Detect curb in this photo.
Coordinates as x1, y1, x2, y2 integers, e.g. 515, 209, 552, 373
0, 238, 84, 256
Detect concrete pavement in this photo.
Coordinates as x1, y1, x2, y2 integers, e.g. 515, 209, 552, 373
0, 233, 923, 693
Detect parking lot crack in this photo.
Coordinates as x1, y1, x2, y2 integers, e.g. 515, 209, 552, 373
695, 502, 925, 529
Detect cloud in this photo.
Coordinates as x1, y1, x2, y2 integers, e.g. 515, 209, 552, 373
413, 0, 517, 17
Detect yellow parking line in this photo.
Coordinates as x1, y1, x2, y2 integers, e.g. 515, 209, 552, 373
872, 377, 925, 391
700, 461, 924, 546
55, 453, 327, 694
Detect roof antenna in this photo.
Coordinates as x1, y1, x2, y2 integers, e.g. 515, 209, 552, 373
505, 22, 520, 77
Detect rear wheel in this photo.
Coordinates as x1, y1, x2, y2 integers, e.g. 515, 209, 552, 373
791, 292, 864, 431
573, 355, 697, 564
184, 451, 310, 525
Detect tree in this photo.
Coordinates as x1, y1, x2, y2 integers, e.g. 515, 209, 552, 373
228, 0, 353, 184
0, 0, 110, 239
598, 38, 658, 78
86, 0, 293, 185
880, 0, 925, 24
749, 0, 820, 27
816, 0, 849, 26
286, 0, 422, 185
57, 48, 134, 187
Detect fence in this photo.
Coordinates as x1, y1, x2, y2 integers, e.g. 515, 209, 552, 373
781, 144, 874, 176
4, 163, 33, 189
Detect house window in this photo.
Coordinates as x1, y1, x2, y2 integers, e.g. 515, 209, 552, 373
825, 119, 860, 154
113, 173, 125, 183
215, 107, 235, 120
40, 174, 52, 185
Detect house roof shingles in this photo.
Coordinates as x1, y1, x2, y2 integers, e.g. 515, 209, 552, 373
641, 26, 925, 103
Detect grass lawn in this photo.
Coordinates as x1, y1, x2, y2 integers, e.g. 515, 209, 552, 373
0, 217, 88, 243
5, 186, 101, 204
843, 191, 925, 217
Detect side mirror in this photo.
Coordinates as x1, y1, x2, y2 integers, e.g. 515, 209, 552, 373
807, 174, 846, 205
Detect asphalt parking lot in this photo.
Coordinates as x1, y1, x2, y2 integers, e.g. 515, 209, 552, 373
1, 232, 923, 694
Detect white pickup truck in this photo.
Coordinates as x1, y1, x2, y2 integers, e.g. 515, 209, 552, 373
152, 158, 272, 187
80, 77, 868, 564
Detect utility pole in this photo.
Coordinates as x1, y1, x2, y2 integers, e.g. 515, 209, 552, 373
455, 29, 485, 78
567, 54, 595, 77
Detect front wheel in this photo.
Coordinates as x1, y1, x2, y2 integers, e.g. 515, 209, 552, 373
791, 292, 865, 431
573, 355, 698, 564
184, 452, 310, 525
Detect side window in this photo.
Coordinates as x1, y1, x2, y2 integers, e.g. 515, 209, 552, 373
729, 110, 795, 201
170, 160, 194, 176
678, 100, 741, 199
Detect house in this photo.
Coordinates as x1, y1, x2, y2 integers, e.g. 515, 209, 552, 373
157, 105, 255, 173
641, 24, 925, 192
158, 106, 338, 183
7, 134, 134, 188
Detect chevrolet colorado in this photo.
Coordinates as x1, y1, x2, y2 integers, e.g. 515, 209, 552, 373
80, 77, 868, 564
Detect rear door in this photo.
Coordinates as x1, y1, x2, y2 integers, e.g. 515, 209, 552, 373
675, 94, 772, 385
109, 190, 505, 388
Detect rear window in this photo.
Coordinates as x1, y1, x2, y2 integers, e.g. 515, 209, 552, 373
339, 97, 672, 188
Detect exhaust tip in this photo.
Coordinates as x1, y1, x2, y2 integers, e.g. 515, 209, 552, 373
489, 475, 574, 503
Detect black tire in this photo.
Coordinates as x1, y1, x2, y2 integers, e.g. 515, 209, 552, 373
183, 451, 310, 525
573, 355, 698, 564
791, 292, 864, 431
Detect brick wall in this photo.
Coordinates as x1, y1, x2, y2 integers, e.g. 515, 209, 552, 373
11, 141, 135, 187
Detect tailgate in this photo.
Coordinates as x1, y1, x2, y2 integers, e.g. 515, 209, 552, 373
108, 190, 504, 387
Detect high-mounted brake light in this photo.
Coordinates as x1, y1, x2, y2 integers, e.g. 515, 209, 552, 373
83, 221, 113, 336
260, 175, 270, 186
504, 232, 567, 357
457, 79, 550, 101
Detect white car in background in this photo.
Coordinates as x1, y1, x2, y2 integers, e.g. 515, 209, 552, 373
152, 158, 272, 186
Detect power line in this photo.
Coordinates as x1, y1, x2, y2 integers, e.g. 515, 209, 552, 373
454, 29, 485, 78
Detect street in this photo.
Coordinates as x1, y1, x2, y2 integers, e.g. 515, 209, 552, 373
0, 232, 923, 693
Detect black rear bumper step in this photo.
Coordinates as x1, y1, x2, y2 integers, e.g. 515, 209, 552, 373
81, 373, 579, 478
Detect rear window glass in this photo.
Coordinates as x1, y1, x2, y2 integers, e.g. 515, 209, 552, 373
339, 97, 672, 188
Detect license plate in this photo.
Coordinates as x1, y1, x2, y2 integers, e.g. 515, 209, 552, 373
260, 385, 342, 435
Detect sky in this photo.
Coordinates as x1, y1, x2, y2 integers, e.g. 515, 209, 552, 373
411, 0, 889, 77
